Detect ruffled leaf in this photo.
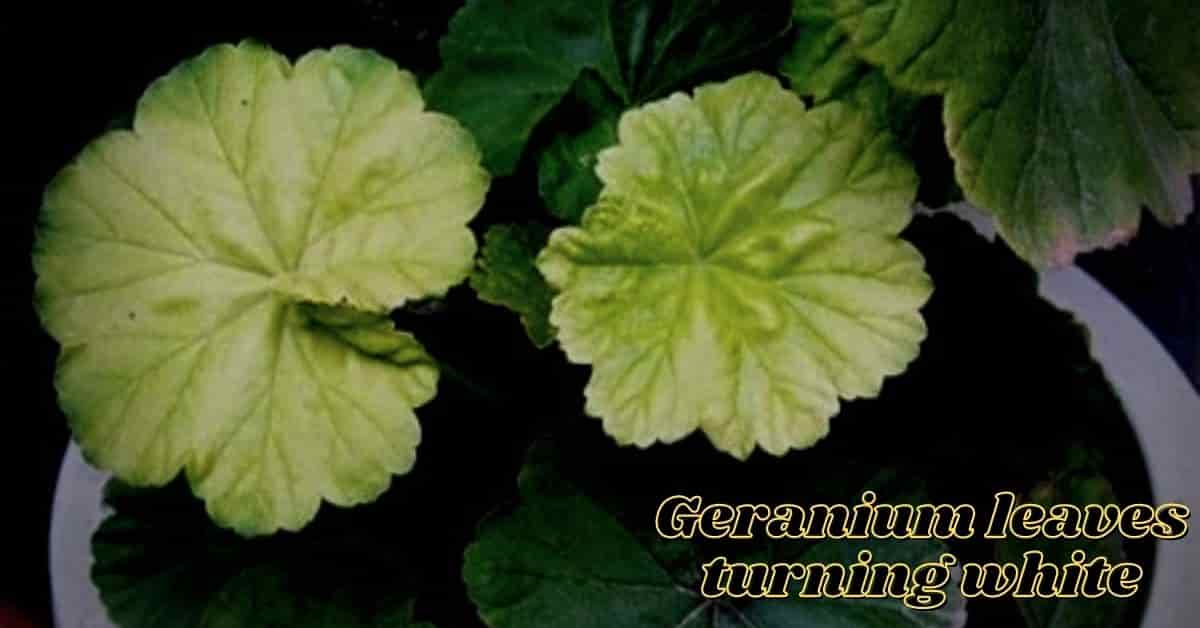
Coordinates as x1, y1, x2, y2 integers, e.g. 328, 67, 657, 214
465, 458, 966, 628
834, 0, 1200, 266
780, 0, 921, 129
92, 481, 435, 628
782, 0, 876, 103
34, 42, 489, 535
537, 73, 624, 224
996, 467, 1131, 628
538, 73, 931, 458
470, 224, 557, 348
427, 0, 792, 176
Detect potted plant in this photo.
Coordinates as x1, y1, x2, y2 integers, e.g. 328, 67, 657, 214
35, 1, 1200, 627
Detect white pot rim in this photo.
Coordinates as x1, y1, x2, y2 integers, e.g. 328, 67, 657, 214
49, 265, 1200, 628
1037, 267, 1200, 628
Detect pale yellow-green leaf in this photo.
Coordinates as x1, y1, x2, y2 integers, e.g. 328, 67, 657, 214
539, 73, 931, 458
34, 42, 488, 535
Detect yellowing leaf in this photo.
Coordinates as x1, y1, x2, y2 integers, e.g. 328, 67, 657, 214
34, 42, 489, 535
539, 73, 931, 458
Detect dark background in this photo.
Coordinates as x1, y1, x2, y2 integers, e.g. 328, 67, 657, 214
2, 2, 1197, 626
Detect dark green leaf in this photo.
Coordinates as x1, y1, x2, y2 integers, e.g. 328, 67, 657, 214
198, 567, 433, 628
425, 0, 623, 175
91, 480, 433, 628
428, 0, 793, 175
833, 0, 1200, 266
780, 0, 868, 102
780, 0, 921, 133
536, 73, 623, 223
747, 537, 966, 628
612, 0, 794, 101
470, 224, 557, 348
537, 120, 616, 224
996, 470, 1131, 628
464, 458, 966, 628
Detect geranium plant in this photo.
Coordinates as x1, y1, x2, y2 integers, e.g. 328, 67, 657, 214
30, 1, 1196, 627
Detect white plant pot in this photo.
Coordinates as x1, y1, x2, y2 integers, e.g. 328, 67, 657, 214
49, 265, 1200, 628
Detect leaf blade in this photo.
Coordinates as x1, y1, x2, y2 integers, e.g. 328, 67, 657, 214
35, 42, 487, 535
539, 74, 931, 457
834, 0, 1200, 265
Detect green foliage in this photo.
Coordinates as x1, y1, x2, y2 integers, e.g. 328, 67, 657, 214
536, 73, 625, 224
996, 468, 1132, 628
780, 0, 922, 131
471, 224, 556, 348
92, 480, 435, 628
834, 0, 1200, 265
27, 5, 1182, 627
465, 455, 967, 628
427, 0, 793, 176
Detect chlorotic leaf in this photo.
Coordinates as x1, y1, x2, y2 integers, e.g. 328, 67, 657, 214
33, 41, 489, 535
427, 0, 792, 176
538, 73, 931, 458
465, 459, 966, 628
996, 470, 1131, 628
470, 224, 557, 348
834, 0, 1200, 266
92, 481, 435, 628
